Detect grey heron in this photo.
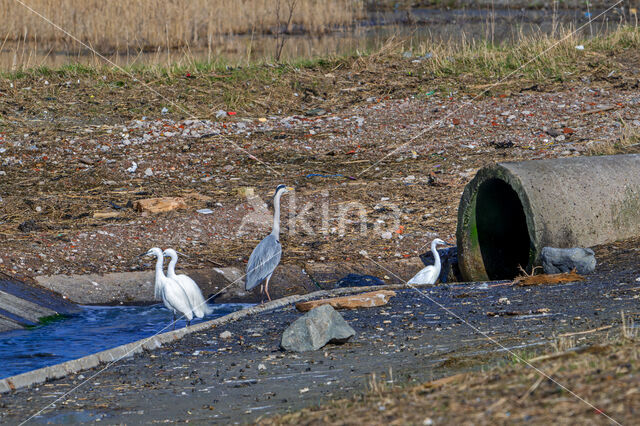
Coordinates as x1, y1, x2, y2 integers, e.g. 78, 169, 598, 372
143, 247, 194, 328
163, 248, 213, 319
245, 184, 293, 302
407, 238, 448, 285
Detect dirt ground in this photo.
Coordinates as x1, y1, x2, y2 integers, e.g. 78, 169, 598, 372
0, 238, 638, 424
0, 44, 639, 285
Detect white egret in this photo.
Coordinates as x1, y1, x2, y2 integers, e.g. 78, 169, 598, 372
163, 248, 213, 319
407, 238, 448, 285
245, 184, 293, 302
143, 247, 193, 328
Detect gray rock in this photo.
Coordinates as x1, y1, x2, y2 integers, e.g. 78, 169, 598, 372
280, 304, 355, 352
541, 247, 596, 274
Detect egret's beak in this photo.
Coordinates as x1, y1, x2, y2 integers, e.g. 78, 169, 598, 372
177, 251, 190, 258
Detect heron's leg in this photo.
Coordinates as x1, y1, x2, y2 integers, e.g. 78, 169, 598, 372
187, 319, 191, 327
265, 274, 272, 302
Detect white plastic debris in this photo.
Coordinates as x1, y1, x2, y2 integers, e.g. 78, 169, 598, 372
161, 107, 169, 114
220, 331, 232, 339
216, 110, 227, 118
126, 161, 137, 173
575, 45, 585, 50
144, 168, 153, 177
197, 208, 214, 214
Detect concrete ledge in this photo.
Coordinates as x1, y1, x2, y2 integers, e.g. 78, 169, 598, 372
0, 282, 443, 394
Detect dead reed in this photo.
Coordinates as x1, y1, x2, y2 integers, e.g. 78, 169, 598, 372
0, 0, 364, 51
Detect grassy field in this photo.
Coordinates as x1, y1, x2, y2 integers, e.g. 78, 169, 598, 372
0, 0, 364, 51
2, 25, 637, 117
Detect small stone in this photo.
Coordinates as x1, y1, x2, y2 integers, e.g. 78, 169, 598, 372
144, 168, 153, 177
258, 363, 266, 371
220, 331, 232, 340
281, 304, 355, 352
541, 247, 596, 274
305, 108, 327, 117
381, 231, 393, 240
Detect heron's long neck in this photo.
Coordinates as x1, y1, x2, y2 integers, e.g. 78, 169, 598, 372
167, 254, 178, 277
431, 242, 441, 270
271, 192, 283, 236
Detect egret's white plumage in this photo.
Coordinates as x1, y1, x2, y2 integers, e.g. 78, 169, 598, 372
407, 238, 447, 285
145, 247, 193, 327
246, 184, 293, 302
163, 248, 213, 318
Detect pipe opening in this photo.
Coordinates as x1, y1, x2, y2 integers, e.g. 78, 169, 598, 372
475, 178, 531, 279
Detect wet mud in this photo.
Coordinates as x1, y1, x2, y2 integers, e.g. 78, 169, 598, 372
1, 239, 638, 424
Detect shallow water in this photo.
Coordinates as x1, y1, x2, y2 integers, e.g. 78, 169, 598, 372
0, 7, 621, 70
0, 303, 251, 379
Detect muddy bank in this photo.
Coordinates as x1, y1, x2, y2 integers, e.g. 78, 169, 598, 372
33, 258, 424, 305
1, 239, 638, 424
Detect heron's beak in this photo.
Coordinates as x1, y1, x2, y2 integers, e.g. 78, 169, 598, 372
138, 251, 150, 258
286, 186, 294, 192
177, 251, 190, 258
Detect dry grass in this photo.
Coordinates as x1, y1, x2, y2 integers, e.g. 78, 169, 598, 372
588, 121, 640, 155
0, 0, 364, 51
261, 326, 640, 425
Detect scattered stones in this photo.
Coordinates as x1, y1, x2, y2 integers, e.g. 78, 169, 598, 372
541, 247, 596, 274
295, 290, 396, 312
280, 304, 355, 352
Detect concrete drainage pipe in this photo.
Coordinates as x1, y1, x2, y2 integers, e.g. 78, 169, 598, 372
456, 154, 640, 282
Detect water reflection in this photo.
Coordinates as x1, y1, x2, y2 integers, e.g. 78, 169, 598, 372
0, 8, 623, 70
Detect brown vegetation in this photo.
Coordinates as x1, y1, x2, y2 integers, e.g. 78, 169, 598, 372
0, 0, 364, 51
261, 327, 640, 425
